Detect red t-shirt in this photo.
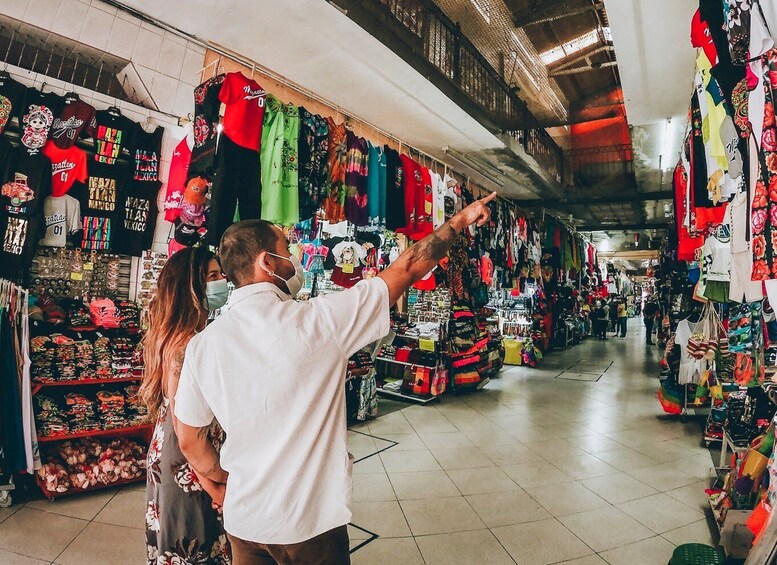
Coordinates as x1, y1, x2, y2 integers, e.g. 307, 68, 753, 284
397, 154, 422, 236
218, 72, 266, 151
164, 137, 192, 222
42, 141, 88, 197
50, 98, 97, 149
410, 166, 434, 241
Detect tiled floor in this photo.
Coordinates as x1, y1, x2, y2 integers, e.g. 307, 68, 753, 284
0, 325, 719, 564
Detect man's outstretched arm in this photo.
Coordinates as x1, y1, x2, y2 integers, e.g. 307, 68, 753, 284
379, 192, 496, 306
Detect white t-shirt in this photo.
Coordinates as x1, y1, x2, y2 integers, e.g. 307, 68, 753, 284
702, 224, 732, 281
40, 195, 80, 247
431, 172, 446, 229
675, 319, 704, 385
175, 278, 390, 545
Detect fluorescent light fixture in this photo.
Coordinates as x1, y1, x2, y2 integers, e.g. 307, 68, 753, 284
471, 0, 490, 24
540, 27, 611, 65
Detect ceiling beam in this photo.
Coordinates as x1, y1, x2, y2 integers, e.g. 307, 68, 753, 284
515, 3, 604, 27
550, 45, 614, 73
550, 61, 617, 77
514, 190, 673, 207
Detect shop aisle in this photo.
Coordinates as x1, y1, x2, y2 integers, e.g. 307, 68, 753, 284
0, 326, 716, 565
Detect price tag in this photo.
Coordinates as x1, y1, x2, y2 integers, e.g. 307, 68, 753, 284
70, 272, 84, 281
83, 262, 94, 271
342, 264, 354, 274
419, 338, 436, 352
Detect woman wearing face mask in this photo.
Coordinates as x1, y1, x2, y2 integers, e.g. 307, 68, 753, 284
141, 247, 232, 564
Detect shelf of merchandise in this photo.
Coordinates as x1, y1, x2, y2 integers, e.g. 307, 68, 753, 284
38, 423, 154, 443
377, 384, 439, 404
31, 376, 141, 396
35, 472, 146, 500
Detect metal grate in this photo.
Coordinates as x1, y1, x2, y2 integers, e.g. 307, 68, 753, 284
565, 144, 635, 189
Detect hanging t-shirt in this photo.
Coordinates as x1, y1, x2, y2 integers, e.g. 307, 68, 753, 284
344, 131, 369, 226
50, 96, 97, 149
80, 161, 128, 217
190, 73, 225, 174
431, 171, 446, 229
0, 214, 42, 276
132, 125, 164, 183
366, 142, 386, 231
94, 109, 136, 165
17, 89, 63, 155
164, 136, 192, 222
323, 118, 347, 223
0, 75, 26, 136
397, 154, 422, 236
410, 166, 434, 241
113, 182, 160, 256
42, 141, 88, 197
260, 96, 300, 226
384, 147, 405, 231
1, 146, 52, 218
218, 72, 266, 151
39, 194, 81, 247
297, 107, 329, 221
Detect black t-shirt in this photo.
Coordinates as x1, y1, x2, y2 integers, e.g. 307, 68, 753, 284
112, 181, 160, 256
94, 109, 136, 165
190, 73, 225, 175
384, 146, 405, 231
1, 145, 52, 218
17, 89, 64, 155
50, 95, 98, 149
77, 160, 129, 218
0, 213, 42, 277
131, 125, 164, 183
0, 76, 27, 136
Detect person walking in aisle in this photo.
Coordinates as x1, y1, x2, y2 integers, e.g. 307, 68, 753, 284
617, 298, 628, 338
643, 298, 660, 345
141, 247, 233, 564
173, 194, 496, 565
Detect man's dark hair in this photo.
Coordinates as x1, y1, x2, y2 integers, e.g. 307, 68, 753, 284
218, 220, 280, 288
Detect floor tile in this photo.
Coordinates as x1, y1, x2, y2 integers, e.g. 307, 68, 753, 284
399, 497, 485, 535
466, 490, 551, 527
351, 501, 411, 538
352, 454, 386, 474
501, 461, 573, 489
388, 471, 459, 500
446, 467, 521, 496
617, 493, 705, 534
559, 506, 655, 552
429, 447, 495, 470
407, 417, 459, 434
574, 433, 627, 455
557, 556, 608, 565
479, 441, 535, 466
26, 489, 116, 521
552, 453, 618, 480
459, 427, 522, 447
351, 537, 424, 565
664, 481, 712, 513
352, 473, 396, 502
415, 529, 514, 565
492, 518, 594, 564
525, 481, 610, 517
0, 507, 87, 562
54, 521, 146, 565
379, 449, 441, 473
593, 446, 662, 473
627, 462, 699, 492
376, 433, 426, 451
0, 549, 48, 564
93, 488, 146, 530
368, 414, 415, 435
661, 519, 718, 547
419, 431, 475, 449
0, 505, 19, 525
599, 535, 677, 565
581, 472, 658, 504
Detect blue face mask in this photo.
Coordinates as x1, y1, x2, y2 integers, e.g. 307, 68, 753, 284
204, 279, 229, 310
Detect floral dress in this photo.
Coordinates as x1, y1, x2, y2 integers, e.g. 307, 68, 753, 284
146, 394, 230, 564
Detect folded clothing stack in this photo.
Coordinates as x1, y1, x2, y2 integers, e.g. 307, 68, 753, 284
30, 336, 56, 382
51, 334, 77, 381
36, 395, 69, 437
117, 301, 141, 332
124, 384, 149, 425
110, 338, 135, 377
94, 337, 112, 378
65, 393, 100, 433
96, 390, 127, 429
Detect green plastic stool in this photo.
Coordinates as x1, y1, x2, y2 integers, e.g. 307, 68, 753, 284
668, 544, 725, 565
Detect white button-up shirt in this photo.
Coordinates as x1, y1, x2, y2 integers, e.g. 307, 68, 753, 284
175, 278, 390, 545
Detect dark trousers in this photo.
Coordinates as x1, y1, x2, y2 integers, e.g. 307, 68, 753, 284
228, 525, 350, 565
207, 133, 262, 245
644, 317, 654, 343
618, 317, 627, 337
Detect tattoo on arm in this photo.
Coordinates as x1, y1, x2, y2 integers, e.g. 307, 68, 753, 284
405, 223, 458, 271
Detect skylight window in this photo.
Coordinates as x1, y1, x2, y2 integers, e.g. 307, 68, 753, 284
471, 0, 490, 24
539, 27, 612, 65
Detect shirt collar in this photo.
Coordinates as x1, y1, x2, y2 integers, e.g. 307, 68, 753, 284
225, 282, 290, 311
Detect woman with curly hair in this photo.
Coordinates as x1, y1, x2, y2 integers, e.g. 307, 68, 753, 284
141, 246, 231, 564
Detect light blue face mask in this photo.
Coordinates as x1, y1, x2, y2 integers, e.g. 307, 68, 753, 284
204, 279, 229, 310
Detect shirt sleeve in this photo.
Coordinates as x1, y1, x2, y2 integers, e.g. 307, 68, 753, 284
312, 277, 390, 358
174, 346, 215, 427
218, 73, 233, 104
75, 149, 88, 183
66, 197, 80, 235
84, 106, 97, 139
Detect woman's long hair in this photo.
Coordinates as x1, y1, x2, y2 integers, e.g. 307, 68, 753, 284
140, 247, 214, 418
